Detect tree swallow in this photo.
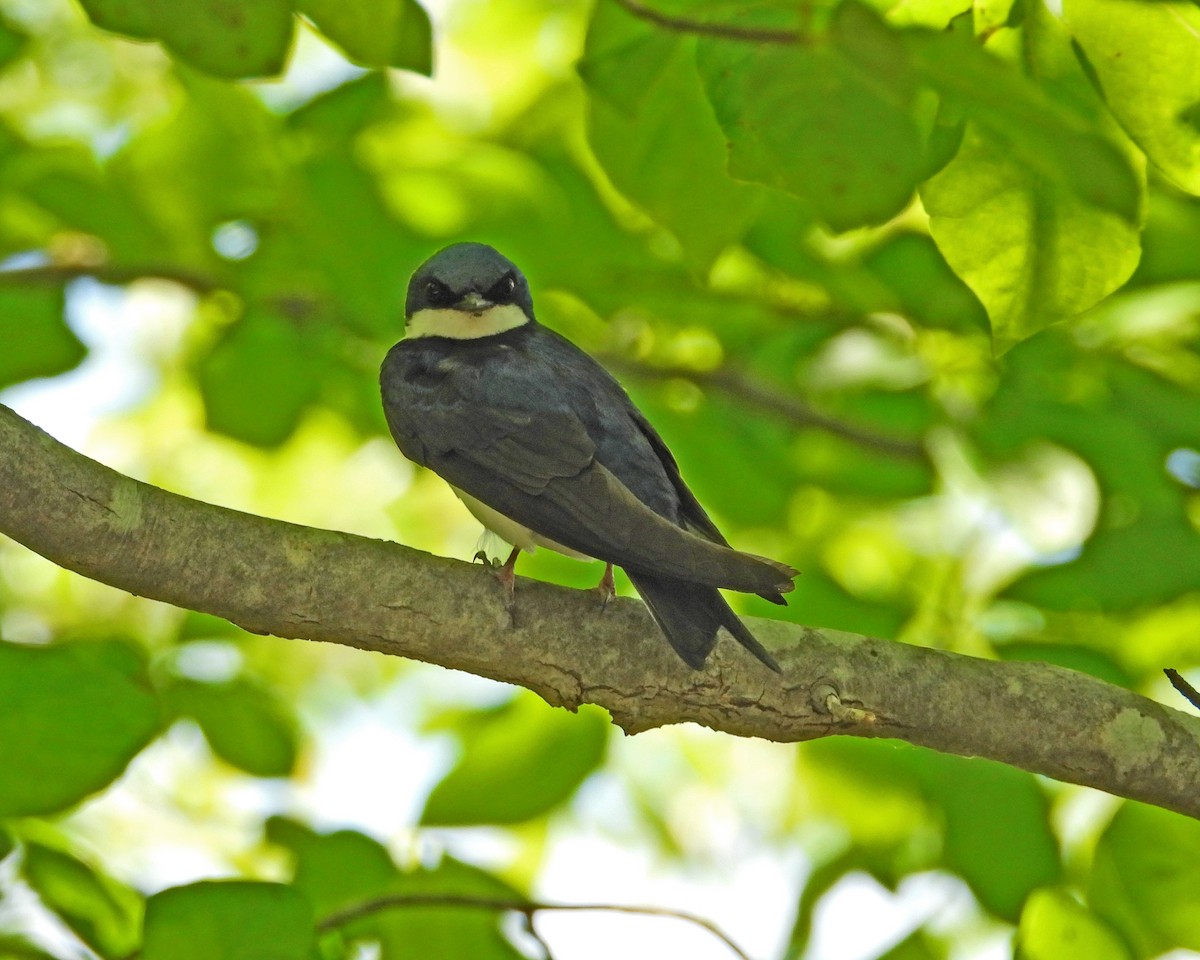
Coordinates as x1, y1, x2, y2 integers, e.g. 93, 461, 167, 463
380, 242, 797, 672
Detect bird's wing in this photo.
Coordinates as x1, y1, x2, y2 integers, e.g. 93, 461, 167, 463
383, 359, 794, 595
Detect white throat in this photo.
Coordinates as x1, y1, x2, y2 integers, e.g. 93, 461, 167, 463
406, 304, 530, 340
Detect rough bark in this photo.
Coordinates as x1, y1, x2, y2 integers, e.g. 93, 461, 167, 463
2, 403, 1198, 818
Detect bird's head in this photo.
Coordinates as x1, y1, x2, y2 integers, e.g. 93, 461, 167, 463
405, 242, 535, 340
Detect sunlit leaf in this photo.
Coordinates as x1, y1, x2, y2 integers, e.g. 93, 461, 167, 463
22, 842, 143, 959
905, 27, 1142, 222
298, 0, 432, 74
143, 882, 313, 960
922, 123, 1140, 350
422, 696, 609, 826
1066, 0, 1200, 195
0, 641, 161, 817
1019, 888, 1130, 960
78, 0, 295, 79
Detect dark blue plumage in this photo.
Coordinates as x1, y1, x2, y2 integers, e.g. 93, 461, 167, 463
380, 243, 796, 671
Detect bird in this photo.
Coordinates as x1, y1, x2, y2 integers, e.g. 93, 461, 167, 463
379, 242, 797, 672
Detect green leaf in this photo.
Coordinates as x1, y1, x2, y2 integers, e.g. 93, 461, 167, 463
196, 309, 321, 447
0, 641, 160, 817
298, 0, 432, 74
266, 817, 401, 916
579, 5, 762, 267
342, 857, 526, 960
0, 828, 13, 862
267, 820, 525, 959
0, 286, 85, 390
78, 0, 295, 79
861, 230, 988, 331
1007, 521, 1200, 612
922, 123, 1140, 351
421, 696, 609, 826
1018, 888, 1130, 960
696, 2, 926, 232
1089, 802, 1200, 958
21, 842, 143, 959
920, 754, 1061, 920
165, 677, 299, 778
0, 934, 59, 960
1065, 0, 1200, 195
143, 881, 314, 960
905, 27, 1142, 222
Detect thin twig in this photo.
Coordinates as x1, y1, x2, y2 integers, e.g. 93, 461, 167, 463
0, 263, 222, 293
609, 0, 800, 43
605, 356, 929, 461
317, 894, 754, 960
1166, 669, 1200, 711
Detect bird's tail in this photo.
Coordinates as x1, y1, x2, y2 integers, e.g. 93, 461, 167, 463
627, 570, 782, 673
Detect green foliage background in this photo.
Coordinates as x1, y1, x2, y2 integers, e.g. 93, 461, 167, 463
0, 0, 1198, 956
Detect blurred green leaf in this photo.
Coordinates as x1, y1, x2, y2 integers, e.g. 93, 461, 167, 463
922, 123, 1140, 351
78, 0, 295, 79
0, 641, 160, 817
919, 753, 1060, 920
299, 0, 432, 74
1008, 521, 1200, 612
697, 2, 926, 232
905, 27, 1142, 222
0, 286, 84, 390
1018, 888, 1130, 960
0, 828, 13, 862
21, 842, 143, 959
1065, 0, 1200, 195
1090, 802, 1200, 958
165, 677, 299, 777
347, 857, 526, 960
267, 819, 525, 959
862, 231, 987, 331
196, 309, 321, 447
422, 696, 608, 826
266, 817, 401, 916
0, 15, 27, 68
143, 881, 314, 960
804, 739, 1060, 921
0, 934, 58, 960
579, 5, 762, 268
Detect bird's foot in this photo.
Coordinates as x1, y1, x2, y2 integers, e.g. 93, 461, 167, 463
480, 546, 521, 627
592, 563, 616, 612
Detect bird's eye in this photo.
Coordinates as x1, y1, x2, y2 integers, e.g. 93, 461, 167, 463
488, 274, 516, 302
424, 279, 452, 305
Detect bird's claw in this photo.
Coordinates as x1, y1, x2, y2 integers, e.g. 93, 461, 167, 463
479, 546, 520, 628
592, 563, 616, 612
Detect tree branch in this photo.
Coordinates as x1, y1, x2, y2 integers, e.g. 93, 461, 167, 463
2, 402, 1199, 819
603, 356, 929, 462
318, 895, 752, 960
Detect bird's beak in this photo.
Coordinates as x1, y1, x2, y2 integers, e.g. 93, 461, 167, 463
456, 291, 492, 314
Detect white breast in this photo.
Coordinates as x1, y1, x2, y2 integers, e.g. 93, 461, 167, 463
452, 487, 592, 561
